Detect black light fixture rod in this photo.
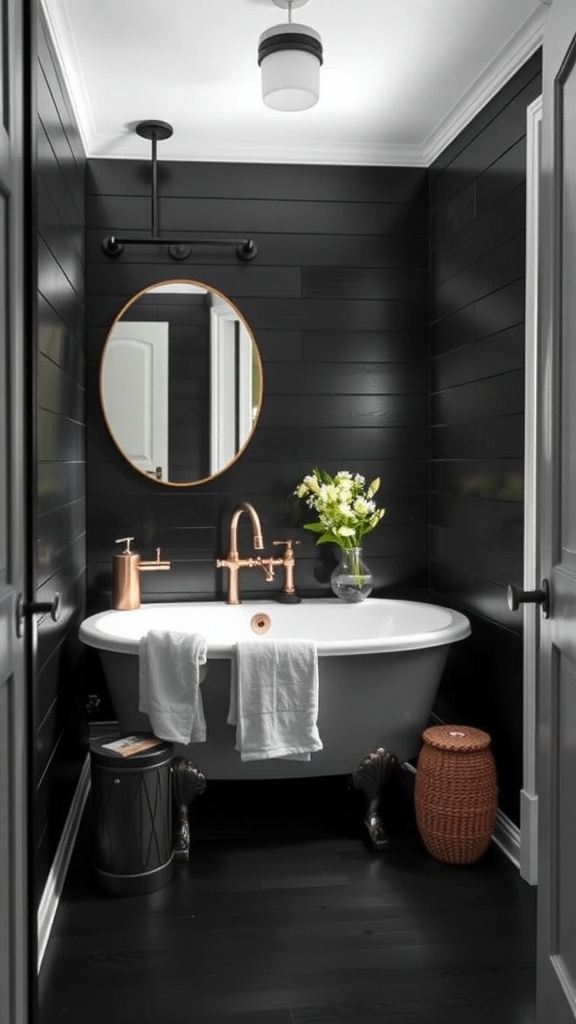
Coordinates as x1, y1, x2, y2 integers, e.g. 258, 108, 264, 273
151, 133, 159, 237
102, 235, 258, 261
135, 120, 174, 239
103, 120, 258, 261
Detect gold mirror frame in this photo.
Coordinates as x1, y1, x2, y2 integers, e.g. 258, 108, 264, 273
99, 279, 263, 487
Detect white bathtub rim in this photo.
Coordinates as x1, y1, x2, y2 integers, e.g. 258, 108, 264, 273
79, 597, 471, 658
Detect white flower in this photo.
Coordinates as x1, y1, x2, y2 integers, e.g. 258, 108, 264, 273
294, 467, 386, 549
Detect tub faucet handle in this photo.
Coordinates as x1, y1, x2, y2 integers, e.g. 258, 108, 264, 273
258, 558, 276, 582
272, 539, 301, 603
272, 538, 300, 555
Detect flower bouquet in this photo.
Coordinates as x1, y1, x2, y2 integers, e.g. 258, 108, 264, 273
294, 468, 386, 601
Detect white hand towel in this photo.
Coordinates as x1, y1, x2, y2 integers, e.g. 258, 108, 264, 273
139, 630, 207, 744
227, 639, 322, 762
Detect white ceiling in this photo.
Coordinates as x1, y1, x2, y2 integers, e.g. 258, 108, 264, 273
40, 0, 548, 166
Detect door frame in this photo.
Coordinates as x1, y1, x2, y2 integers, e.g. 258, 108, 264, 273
520, 94, 543, 887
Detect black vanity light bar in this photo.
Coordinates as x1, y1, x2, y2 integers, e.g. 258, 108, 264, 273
102, 120, 259, 263
101, 235, 259, 262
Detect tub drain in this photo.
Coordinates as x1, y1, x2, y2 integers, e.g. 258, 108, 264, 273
250, 612, 271, 635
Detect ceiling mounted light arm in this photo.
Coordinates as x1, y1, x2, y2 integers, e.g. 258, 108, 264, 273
141, 119, 171, 239
101, 120, 258, 262
258, 0, 323, 112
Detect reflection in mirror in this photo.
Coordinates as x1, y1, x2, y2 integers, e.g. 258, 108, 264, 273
100, 280, 263, 486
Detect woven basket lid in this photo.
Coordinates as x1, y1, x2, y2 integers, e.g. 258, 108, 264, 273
421, 725, 491, 752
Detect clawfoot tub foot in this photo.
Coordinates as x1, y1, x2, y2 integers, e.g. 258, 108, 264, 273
171, 757, 207, 859
352, 748, 400, 852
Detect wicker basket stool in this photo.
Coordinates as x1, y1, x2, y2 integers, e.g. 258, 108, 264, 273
414, 725, 497, 865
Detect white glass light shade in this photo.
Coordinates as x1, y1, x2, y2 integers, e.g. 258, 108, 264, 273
258, 23, 323, 111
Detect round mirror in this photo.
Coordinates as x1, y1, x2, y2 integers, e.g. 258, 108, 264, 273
99, 280, 263, 486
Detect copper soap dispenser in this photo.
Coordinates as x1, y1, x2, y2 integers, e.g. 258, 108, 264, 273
112, 536, 171, 610
112, 537, 141, 610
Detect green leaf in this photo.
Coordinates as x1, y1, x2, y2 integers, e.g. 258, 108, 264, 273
315, 467, 332, 485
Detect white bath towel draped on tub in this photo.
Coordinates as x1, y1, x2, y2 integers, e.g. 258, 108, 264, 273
227, 639, 323, 761
139, 630, 207, 744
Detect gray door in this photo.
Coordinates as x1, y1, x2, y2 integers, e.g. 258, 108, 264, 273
538, 0, 576, 1020
0, 0, 28, 1021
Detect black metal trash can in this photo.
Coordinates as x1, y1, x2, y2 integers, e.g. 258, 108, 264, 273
90, 735, 174, 896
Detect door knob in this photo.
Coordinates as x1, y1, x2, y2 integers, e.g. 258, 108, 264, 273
507, 580, 550, 618
16, 592, 61, 637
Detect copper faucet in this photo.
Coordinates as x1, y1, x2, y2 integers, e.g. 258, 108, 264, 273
216, 503, 300, 604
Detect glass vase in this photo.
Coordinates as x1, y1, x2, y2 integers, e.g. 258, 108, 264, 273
330, 546, 373, 603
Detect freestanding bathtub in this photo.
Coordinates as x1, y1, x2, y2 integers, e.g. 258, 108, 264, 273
80, 598, 471, 781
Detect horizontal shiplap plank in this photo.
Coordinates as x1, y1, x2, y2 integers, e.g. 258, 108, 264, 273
38, 353, 85, 422
265, 362, 428, 396
37, 408, 85, 463
430, 524, 522, 588
38, 293, 84, 382
431, 324, 524, 391
431, 190, 526, 288
261, 394, 428, 430
87, 160, 428, 204
87, 262, 302, 306
431, 414, 524, 459
85, 194, 429, 238
430, 493, 523, 546
431, 370, 524, 424
431, 279, 525, 355
302, 267, 427, 302
38, 236, 85, 340
432, 233, 526, 323
430, 458, 523, 501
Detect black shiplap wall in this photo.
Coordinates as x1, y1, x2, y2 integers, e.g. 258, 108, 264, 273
85, 162, 429, 642
35, 11, 87, 899
429, 52, 541, 823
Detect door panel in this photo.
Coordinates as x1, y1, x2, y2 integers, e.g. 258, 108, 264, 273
538, 0, 576, 1020
103, 321, 169, 479
0, 0, 28, 1021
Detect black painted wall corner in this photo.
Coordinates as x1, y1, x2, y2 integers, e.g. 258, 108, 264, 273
35, 9, 87, 900
429, 50, 542, 823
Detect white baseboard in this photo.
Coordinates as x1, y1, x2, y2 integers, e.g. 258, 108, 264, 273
520, 790, 538, 885
492, 809, 521, 870
37, 753, 91, 970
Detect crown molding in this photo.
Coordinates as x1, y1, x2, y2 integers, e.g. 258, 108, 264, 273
421, 6, 547, 165
39, 0, 96, 156
91, 139, 428, 167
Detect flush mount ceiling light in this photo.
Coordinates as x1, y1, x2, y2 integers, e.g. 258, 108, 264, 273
258, 0, 323, 112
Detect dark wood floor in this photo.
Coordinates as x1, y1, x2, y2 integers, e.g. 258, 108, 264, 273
38, 772, 536, 1024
